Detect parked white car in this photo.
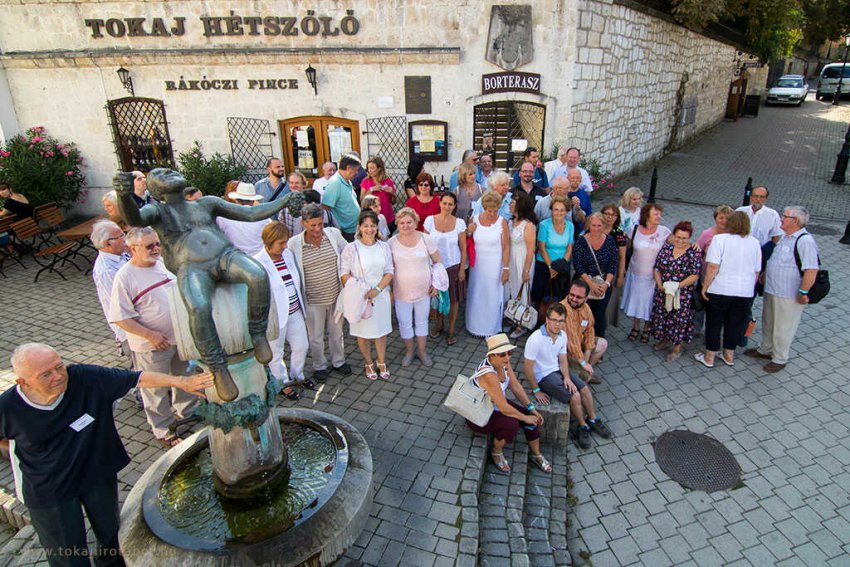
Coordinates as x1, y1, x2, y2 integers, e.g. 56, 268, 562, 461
816, 63, 850, 100
766, 75, 808, 106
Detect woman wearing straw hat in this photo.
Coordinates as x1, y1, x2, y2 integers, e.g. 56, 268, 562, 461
465, 333, 552, 473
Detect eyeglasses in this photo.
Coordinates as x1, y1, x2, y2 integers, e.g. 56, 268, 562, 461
144, 242, 162, 250
106, 236, 124, 243
782, 214, 796, 220
546, 317, 565, 324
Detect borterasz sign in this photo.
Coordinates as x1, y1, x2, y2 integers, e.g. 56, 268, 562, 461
481, 72, 541, 95
84, 10, 360, 39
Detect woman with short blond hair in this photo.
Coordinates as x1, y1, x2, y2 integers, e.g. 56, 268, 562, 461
254, 220, 311, 399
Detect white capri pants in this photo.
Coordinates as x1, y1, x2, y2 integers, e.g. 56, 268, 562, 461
268, 308, 309, 384
395, 296, 431, 339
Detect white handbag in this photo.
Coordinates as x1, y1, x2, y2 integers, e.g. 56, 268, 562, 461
443, 374, 494, 426
505, 283, 538, 330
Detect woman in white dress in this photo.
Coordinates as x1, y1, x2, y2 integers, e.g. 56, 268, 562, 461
620, 203, 671, 342
340, 210, 395, 381
466, 190, 510, 337
618, 186, 644, 239
254, 221, 311, 400
507, 191, 538, 338
423, 192, 467, 345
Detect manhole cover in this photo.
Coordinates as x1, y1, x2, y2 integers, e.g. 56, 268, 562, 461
653, 430, 741, 492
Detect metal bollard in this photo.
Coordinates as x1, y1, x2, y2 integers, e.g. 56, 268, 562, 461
647, 167, 658, 203
742, 177, 753, 206
840, 220, 850, 244
830, 122, 850, 184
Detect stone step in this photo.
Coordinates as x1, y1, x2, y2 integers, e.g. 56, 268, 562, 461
477, 439, 530, 567
0, 486, 30, 530
457, 432, 489, 567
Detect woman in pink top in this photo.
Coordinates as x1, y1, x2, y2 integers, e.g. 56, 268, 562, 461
389, 207, 442, 367
406, 172, 441, 231
696, 205, 733, 263
360, 156, 398, 232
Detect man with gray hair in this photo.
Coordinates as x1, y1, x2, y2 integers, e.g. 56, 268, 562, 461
287, 204, 350, 381
746, 206, 820, 373
91, 220, 130, 359
0, 342, 212, 567
108, 227, 198, 446
534, 176, 585, 225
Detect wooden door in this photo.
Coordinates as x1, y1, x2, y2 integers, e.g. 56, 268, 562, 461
279, 116, 360, 187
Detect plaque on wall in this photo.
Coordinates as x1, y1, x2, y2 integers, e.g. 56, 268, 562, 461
485, 5, 533, 71
405, 76, 432, 114
409, 120, 447, 162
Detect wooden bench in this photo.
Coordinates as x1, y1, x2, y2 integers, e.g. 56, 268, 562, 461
34, 202, 65, 232
32, 240, 80, 282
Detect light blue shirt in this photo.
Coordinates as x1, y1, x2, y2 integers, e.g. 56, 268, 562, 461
321, 173, 359, 233
536, 218, 575, 263
255, 177, 289, 201
471, 191, 512, 221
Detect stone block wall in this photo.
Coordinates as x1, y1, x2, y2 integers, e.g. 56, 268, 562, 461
567, 0, 736, 177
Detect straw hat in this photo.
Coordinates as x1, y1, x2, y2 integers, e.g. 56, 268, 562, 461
485, 333, 516, 356
227, 182, 264, 201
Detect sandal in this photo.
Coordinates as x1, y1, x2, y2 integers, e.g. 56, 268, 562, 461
720, 354, 735, 367
429, 323, 443, 339
302, 379, 316, 390
282, 387, 301, 400
157, 434, 182, 448
365, 363, 378, 381
653, 340, 670, 351
665, 351, 681, 363
640, 329, 650, 343
377, 362, 391, 380
694, 353, 714, 368
446, 334, 458, 346
491, 452, 511, 473
627, 329, 640, 342
530, 453, 552, 473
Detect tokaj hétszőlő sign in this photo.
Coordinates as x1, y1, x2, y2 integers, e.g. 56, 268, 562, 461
481, 72, 541, 95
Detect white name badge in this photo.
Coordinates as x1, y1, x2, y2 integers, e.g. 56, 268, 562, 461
69, 414, 95, 432
415, 250, 428, 258
581, 320, 589, 327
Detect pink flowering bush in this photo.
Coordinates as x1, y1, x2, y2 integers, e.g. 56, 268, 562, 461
579, 157, 616, 192
0, 126, 86, 209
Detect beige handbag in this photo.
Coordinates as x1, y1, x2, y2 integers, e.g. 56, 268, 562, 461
505, 283, 538, 330
443, 374, 493, 426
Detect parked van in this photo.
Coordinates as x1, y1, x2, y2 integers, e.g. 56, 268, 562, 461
816, 63, 850, 100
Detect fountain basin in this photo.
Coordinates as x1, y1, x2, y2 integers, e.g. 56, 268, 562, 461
119, 408, 373, 566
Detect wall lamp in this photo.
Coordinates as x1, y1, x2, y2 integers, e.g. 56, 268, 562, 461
305, 64, 318, 95
116, 67, 135, 96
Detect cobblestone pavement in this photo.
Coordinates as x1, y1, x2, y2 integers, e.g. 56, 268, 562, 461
603, 99, 850, 223
1, 104, 849, 565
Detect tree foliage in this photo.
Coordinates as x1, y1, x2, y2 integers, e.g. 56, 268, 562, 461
801, 0, 850, 45
176, 142, 246, 197
669, 0, 808, 61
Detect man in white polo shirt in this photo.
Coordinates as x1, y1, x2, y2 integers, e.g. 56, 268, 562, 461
522, 302, 611, 450
736, 186, 782, 247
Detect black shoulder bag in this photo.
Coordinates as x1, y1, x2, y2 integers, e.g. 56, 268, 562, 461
793, 234, 829, 304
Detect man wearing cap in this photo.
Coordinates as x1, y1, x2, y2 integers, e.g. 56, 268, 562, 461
0, 342, 213, 567
523, 302, 611, 450
215, 182, 272, 256
321, 154, 362, 242
464, 333, 552, 474
255, 157, 289, 202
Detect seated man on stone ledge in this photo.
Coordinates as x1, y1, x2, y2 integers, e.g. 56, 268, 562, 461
0, 343, 212, 567
523, 302, 612, 450
114, 169, 292, 402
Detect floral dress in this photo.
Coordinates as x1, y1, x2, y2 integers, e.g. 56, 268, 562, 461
649, 243, 702, 344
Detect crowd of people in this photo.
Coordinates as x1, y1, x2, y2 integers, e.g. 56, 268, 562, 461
0, 147, 825, 565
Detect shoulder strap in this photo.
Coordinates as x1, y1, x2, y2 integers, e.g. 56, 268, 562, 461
792, 233, 820, 276
270, 181, 287, 202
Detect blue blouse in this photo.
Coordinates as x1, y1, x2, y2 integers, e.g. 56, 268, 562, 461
536, 218, 574, 263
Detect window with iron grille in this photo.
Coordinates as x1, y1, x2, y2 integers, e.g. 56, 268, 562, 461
106, 97, 174, 172
366, 116, 409, 187
473, 101, 545, 172
227, 117, 275, 184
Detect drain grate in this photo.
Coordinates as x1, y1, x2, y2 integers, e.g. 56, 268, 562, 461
653, 430, 741, 492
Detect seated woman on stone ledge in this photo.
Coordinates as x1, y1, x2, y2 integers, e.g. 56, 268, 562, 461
465, 333, 552, 474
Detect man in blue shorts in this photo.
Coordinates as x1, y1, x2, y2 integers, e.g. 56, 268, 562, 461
522, 302, 612, 450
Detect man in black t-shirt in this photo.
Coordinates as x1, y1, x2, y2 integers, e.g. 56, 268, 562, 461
0, 343, 213, 567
